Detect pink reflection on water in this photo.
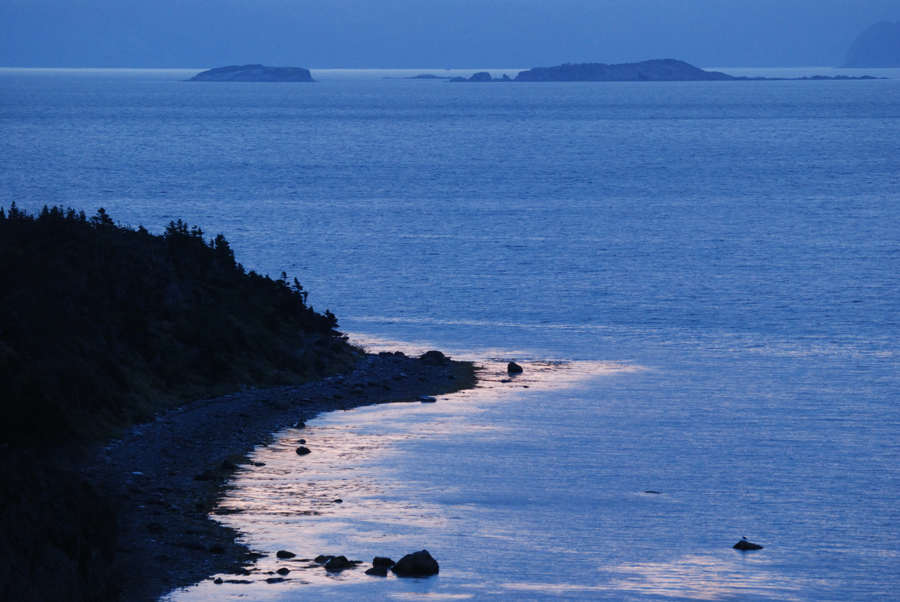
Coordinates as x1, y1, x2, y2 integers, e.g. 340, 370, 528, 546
165, 346, 637, 600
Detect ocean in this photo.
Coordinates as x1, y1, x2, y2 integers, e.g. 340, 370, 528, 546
1, 67, 898, 600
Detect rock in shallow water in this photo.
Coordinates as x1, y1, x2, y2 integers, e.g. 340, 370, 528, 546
733, 538, 764, 551
391, 550, 439, 577
276, 550, 296, 559
295, 446, 311, 456
324, 555, 357, 572
365, 565, 389, 576
507, 362, 524, 374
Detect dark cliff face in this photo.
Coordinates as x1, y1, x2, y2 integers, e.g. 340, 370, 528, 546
188, 64, 315, 82
843, 21, 900, 68
514, 59, 735, 82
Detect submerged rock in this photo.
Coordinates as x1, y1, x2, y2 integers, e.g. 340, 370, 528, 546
733, 538, 764, 551
391, 550, 439, 577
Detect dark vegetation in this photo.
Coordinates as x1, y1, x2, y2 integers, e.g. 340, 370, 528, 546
0, 203, 354, 447
0, 204, 358, 601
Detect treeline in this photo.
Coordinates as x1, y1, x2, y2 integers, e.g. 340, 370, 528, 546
0, 204, 356, 447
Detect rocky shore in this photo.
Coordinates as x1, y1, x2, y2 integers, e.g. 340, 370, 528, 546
83, 350, 477, 601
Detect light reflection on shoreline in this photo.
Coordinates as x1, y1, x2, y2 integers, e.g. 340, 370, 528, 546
165, 345, 640, 600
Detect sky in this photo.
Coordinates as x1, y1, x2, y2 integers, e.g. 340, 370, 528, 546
0, 0, 898, 69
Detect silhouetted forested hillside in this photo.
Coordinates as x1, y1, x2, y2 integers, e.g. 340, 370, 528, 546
0, 204, 356, 447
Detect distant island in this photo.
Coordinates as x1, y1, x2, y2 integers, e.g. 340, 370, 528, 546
445, 59, 885, 82
383, 74, 453, 80
514, 59, 733, 82
188, 64, 315, 82
843, 21, 900, 68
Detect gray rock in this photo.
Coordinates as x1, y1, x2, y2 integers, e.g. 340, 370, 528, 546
391, 550, 439, 577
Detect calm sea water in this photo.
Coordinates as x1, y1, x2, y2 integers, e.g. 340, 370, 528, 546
2, 68, 898, 600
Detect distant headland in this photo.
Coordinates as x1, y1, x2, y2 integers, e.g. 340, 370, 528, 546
843, 21, 900, 68
188, 64, 315, 82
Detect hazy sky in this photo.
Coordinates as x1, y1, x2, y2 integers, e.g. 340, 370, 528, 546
1, 0, 898, 68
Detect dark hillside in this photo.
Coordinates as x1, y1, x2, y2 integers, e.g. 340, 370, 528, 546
0, 204, 362, 600
0, 204, 356, 447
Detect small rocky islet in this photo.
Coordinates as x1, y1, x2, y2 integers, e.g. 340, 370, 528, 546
188, 64, 315, 82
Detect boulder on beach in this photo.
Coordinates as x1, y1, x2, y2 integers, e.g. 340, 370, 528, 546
420, 350, 449, 365
507, 362, 524, 374
391, 550, 440, 577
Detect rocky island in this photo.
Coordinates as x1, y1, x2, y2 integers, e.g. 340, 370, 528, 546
514, 59, 734, 81
188, 64, 315, 82
444, 59, 885, 83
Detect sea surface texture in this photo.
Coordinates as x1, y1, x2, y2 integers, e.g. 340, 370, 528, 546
1, 69, 898, 600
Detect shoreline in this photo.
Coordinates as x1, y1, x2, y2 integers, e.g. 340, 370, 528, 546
83, 350, 478, 602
